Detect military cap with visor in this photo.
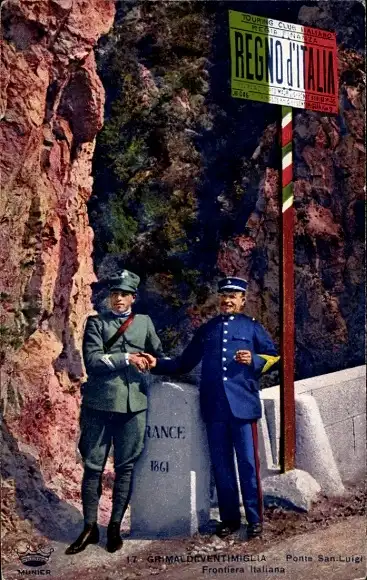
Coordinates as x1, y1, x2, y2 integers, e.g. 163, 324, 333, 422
218, 276, 248, 293
107, 270, 140, 294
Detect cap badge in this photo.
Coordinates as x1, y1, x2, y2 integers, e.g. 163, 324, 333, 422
121, 271, 128, 278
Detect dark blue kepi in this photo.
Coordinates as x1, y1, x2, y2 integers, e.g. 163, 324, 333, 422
218, 277, 248, 293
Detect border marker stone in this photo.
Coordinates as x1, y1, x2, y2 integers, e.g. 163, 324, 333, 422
130, 381, 211, 537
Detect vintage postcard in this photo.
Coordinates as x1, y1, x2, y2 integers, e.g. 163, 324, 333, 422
0, 0, 365, 579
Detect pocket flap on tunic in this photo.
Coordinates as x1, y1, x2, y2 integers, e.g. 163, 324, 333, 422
232, 335, 251, 342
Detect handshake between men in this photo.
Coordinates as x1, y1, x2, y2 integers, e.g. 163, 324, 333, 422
129, 350, 253, 373
129, 352, 157, 372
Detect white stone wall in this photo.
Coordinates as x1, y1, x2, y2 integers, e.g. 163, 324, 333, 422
261, 365, 366, 484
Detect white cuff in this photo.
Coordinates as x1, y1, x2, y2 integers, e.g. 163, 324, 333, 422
101, 354, 115, 370
124, 353, 130, 366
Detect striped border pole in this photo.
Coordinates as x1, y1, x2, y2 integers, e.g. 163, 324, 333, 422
280, 105, 296, 472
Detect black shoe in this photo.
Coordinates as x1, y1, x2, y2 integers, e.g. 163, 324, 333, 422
65, 523, 99, 554
247, 522, 263, 538
106, 522, 123, 553
215, 520, 241, 538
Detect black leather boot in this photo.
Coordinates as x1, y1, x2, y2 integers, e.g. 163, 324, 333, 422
215, 520, 241, 538
65, 523, 99, 554
106, 522, 123, 553
247, 522, 263, 538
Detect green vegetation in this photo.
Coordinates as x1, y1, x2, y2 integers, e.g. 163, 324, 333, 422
160, 326, 182, 352
90, 1, 216, 351
102, 134, 149, 183
106, 197, 139, 254
93, 1, 210, 256
0, 324, 23, 350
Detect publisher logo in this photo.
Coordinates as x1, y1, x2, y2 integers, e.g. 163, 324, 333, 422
14, 540, 53, 574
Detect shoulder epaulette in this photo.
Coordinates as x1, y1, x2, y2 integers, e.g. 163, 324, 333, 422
87, 313, 100, 320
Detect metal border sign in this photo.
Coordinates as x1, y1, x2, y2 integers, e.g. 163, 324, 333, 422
229, 10, 338, 113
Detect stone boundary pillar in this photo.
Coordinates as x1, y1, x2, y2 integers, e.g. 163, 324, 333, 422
130, 381, 211, 537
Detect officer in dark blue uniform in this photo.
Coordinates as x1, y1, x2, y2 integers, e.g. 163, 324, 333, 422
145, 277, 279, 539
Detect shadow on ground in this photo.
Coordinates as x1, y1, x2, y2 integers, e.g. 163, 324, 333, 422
1, 419, 84, 546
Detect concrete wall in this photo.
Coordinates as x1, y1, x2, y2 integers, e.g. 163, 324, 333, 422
261, 365, 366, 483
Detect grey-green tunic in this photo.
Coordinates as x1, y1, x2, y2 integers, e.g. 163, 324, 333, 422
82, 312, 163, 413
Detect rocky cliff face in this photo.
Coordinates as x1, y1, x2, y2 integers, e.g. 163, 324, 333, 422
0, 0, 115, 552
0, 0, 365, 553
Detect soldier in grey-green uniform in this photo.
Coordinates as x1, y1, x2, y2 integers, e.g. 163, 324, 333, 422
66, 270, 164, 554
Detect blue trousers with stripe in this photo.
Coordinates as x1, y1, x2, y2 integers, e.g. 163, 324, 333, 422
206, 418, 263, 525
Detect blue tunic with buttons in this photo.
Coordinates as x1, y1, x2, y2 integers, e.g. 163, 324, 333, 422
155, 314, 277, 422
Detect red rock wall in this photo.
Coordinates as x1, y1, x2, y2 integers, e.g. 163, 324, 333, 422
0, 0, 115, 542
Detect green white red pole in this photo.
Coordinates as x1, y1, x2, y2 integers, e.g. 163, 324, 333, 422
280, 105, 296, 472
228, 9, 338, 474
